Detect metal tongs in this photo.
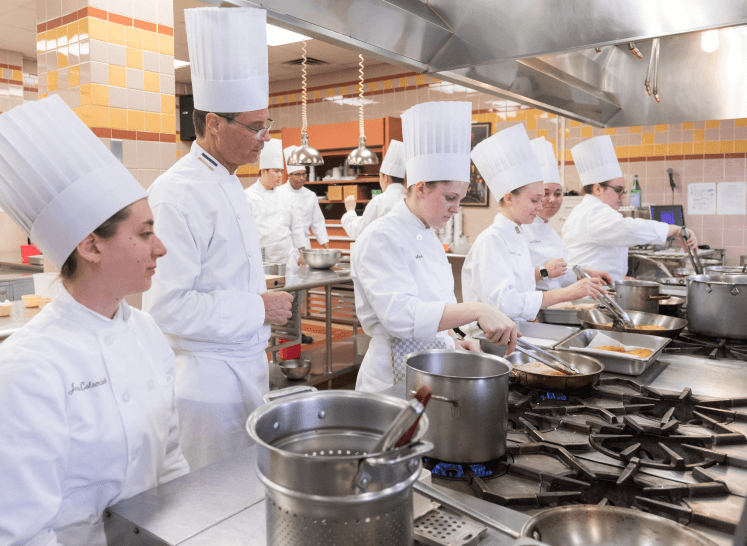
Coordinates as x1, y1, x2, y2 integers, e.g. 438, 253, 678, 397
515, 338, 579, 375
681, 227, 703, 275
573, 266, 636, 329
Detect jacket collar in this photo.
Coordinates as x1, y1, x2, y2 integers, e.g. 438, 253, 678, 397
190, 142, 232, 178
392, 199, 431, 232
493, 212, 524, 235
51, 282, 130, 330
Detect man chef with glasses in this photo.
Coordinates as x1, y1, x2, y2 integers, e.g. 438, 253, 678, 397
563, 135, 698, 281
143, 6, 293, 471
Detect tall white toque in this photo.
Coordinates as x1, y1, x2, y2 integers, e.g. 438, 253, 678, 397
259, 138, 284, 170
470, 123, 543, 198
283, 146, 306, 174
571, 135, 623, 187
530, 136, 562, 187
401, 101, 471, 186
185, 6, 269, 113
0, 95, 147, 269
379, 139, 406, 179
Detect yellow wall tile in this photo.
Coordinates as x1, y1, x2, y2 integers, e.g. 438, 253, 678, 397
615, 146, 627, 158
45, 29, 56, 51
109, 65, 126, 88
80, 83, 91, 106
604, 128, 616, 135
629, 145, 641, 157
91, 83, 109, 106
144, 71, 160, 93
682, 122, 694, 130
581, 126, 592, 138
704, 141, 719, 153
68, 21, 78, 43
126, 48, 143, 70
655, 124, 668, 132
654, 144, 667, 156
37, 33, 46, 54
92, 105, 109, 128
56, 25, 68, 48
128, 110, 145, 131
736, 119, 747, 127
526, 117, 537, 131
720, 140, 735, 153
110, 107, 128, 130
693, 142, 705, 154
108, 22, 126, 46
162, 113, 176, 134
57, 50, 69, 69
72, 106, 82, 121
144, 111, 161, 132
641, 144, 654, 156
705, 120, 720, 129
667, 143, 681, 155
161, 93, 175, 113
537, 129, 547, 139
68, 65, 80, 87
142, 30, 159, 52
39, 93, 48, 99
126, 27, 143, 49
289, 93, 295, 102
682, 142, 694, 155
642, 133, 654, 145
570, 120, 581, 127
176, 149, 182, 158
736, 140, 747, 153
78, 17, 89, 41
159, 34, 174, 56
313, 90, 321, 99
47, 70, 58, 92
79, 105, 91, 126
694, 129, 705, 142
12, 70, 22, 81
628, 126, 642, 133
565, 149, 573, 161
88, 17, 106, 42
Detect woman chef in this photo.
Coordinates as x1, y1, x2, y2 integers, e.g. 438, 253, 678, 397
0, 96, 189, 545
522, 137, 612, 290
462, 125, 605, 322
352, 101, 518, 393
563, 135, 697, 280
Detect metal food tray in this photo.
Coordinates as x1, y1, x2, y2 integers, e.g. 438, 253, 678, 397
538, 298, 599, 326
555, 329, 670, 376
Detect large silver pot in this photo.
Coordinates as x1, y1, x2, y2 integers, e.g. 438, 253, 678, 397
406, 349, 511, 463
687, 274, 747, 340
705, 265, 747, 275
612, 280, 669, 313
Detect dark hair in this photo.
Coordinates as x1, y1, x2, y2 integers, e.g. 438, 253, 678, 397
499, 186, 526, 206
406, 180, 451, 196
60, 204, 133, 279
192, 109, 240, 139
583, 184, 596, 194
390, 175, 404, 185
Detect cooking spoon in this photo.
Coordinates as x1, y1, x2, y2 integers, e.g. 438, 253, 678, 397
515, 338, 579, 375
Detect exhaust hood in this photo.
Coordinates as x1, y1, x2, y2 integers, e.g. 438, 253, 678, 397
224, 0, 747, 127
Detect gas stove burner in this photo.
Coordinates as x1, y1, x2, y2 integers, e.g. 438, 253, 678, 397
547, 469, 654, 508
511, 382, 598, 400
590, 431, 712, 470
665, 330, 747, 361
423, 456, 508, 481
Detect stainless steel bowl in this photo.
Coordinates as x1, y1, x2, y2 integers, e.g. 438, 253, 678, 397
301, 249, 341, 269
279, 359, 312, 380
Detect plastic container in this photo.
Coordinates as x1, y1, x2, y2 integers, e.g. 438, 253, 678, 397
33, 273, 58, 298
278, 338, 301, 360
21, 294, 40, 308
0, 302, 12, 317
20, 245, 41, 264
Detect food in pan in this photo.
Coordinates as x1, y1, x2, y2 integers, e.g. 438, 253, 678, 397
594, 345, 626, 353
633, 324, 666, 331
514, 361, 566, 376
593, 346, 653, 358
626, 348, 653, 358
548, 302, 597, 310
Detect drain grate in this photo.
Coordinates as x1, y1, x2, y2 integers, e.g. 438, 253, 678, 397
414, 510, 487, 546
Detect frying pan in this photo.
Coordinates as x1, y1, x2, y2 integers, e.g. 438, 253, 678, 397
577, 309, 687, 339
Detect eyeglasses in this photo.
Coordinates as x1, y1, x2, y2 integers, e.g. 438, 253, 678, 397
601, 182, 628, 196
215, 114, 273, 139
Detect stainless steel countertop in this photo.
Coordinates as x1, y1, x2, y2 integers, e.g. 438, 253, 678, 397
0, 300, 41, 340
273, 264, 352, 292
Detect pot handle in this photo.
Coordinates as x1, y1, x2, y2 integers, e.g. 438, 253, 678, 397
648, 294, 672, 300
262, 385, 317, 404
410, 390, 460, 418
355, 441, 434, 490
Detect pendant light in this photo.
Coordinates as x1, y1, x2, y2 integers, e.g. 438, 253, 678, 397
345, 54, 379, 166
287, 38, 324, 166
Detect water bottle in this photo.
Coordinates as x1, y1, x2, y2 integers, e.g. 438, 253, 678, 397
630, 175, 642, 208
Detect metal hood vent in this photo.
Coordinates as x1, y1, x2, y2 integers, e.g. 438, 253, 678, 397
223, 0, 747, 127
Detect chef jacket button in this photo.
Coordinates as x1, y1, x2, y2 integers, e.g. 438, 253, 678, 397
123, 392, 130, 403
147, 379, 155, 389
416, 235, 422, 241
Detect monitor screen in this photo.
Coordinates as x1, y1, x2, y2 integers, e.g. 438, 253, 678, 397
651, 205, 685, 227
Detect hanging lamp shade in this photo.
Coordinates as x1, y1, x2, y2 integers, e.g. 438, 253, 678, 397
288, 38, 324, 167
345, 54, 378, 166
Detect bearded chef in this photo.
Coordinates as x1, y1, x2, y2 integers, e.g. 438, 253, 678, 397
352, 101, 518, 393
341, 139, 407, 239
279, 145, 331, 252
245, 139, 307, 266
0, 96, 189, 545
563, 135, 697, 281
462, 125, 604, 322
142, 7, 293, 471
522, 137, 613, 290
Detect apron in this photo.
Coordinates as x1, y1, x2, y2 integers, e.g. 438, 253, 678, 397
390, 336, 449, 384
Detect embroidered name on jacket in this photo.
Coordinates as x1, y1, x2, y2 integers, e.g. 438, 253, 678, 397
415, 254, 423, 259
68, 378, 108, 396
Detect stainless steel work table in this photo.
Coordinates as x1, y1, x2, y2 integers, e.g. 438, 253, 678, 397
0, 300, 41, 341
106, 353, 747, 545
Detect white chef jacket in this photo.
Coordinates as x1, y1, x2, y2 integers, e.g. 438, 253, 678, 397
142, 143, 271, 471
522, 216, 577, 290
352, 199, 456, 392
462, 214, 544, 322
0, 284, 188, 546
562, 194, 670, 281
245, 181, 306, 264
277, 182, 329, 248
341, 183, 406, 240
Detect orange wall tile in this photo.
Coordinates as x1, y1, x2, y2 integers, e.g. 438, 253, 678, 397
144, 71, 160, 93
162, 114, 176, 134
128, 110, 145, 131
109, 65, 126, 87
47, 70, 58, 91
92, 105, 109, 127
108, 22, 126, 46
159, 34, 174, 56
80, 83, 91, 106
160, 93, 175, 113
68, 65, 80, 87
144, 111, 161, 132
91, 83, 108, 106
142, 30, 158, 53
126, 27, 143, 49
126, 48, 143, 69
88, 17, 106, 41
110, 107, 128, 130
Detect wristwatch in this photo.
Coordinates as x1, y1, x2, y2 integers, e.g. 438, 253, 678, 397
540, 267, 549, 280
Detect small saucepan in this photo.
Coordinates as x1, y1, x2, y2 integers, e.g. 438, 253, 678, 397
657, 296, 685, 316
503, 349, 604, 391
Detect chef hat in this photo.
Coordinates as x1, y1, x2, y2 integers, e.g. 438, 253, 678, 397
471, 124, 543, 198
283, 146, 306, 174
0, 95, 147, 269
401, 101, 471, 186
259, 139, 284, 170
185, 7, 268, 113
530, 137, 562, 187
380, 140, 406, 179
571, 135, 623, 187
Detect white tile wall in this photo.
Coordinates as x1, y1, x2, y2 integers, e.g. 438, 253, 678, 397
143, 90, 160, 112
142, 50, 159, 72
136, 139, 160, 169
127, 88, 144, 110
109, 84, 127, 108
159, 73, 174, 95
108, 43, 126, 67
90, 61, 108, 84
89, 39, 107, 63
